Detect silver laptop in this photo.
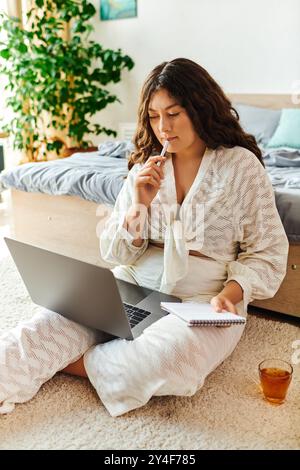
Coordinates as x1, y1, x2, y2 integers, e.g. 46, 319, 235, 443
4, 237, 181, 341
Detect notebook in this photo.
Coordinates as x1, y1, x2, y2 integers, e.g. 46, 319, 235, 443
160, 302, 246, 326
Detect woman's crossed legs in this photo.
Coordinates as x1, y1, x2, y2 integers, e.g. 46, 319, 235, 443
0, 305, 245, 416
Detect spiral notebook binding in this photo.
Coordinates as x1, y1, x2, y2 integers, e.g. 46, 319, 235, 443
189, 319, 245, 326
160, 302, 247, 326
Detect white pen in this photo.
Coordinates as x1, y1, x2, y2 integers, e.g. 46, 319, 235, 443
156, 140, 169, 167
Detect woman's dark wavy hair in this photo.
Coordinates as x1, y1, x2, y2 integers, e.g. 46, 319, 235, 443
128, 58, 263, 170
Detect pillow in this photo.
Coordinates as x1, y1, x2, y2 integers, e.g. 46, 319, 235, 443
233, 103, 281, 146
266, 109, 300, 149
98, 140, 134, 158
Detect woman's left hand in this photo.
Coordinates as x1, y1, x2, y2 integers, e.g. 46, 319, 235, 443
210, 294, 238, 314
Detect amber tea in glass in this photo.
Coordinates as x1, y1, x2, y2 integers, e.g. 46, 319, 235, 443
259, 359, 293, 404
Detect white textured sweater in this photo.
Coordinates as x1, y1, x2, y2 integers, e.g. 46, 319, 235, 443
100, 146, 289, 307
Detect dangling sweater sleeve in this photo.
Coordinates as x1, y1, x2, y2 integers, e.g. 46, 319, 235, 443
224, 152, 289, 310
99, 164, 149, 266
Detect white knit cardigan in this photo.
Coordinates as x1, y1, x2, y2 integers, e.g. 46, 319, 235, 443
100, 146, 289, 309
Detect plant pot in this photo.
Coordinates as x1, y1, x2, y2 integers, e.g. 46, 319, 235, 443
62, 146, 98, 158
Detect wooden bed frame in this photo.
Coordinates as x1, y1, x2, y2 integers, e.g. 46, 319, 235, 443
8, 94, 300, 318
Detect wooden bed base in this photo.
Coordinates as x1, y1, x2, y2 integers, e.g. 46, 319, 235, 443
9, 188, 300, 318
9, 189, 113, 269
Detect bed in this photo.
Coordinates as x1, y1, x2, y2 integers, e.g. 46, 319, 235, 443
1, 94, 299, 317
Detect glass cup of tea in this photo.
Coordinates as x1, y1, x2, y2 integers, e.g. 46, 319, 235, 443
258, 358, 293, 404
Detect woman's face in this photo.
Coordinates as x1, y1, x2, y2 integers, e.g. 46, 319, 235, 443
148, 88, 201, 153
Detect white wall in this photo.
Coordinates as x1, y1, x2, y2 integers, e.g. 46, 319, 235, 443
88, 0, 300, 142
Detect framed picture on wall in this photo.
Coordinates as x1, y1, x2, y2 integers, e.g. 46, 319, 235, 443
100, 1, 138, 21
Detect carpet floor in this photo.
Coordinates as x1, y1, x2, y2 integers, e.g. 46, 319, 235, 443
0, 255, 299, 450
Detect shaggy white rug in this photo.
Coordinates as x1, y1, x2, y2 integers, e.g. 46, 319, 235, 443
0, 255, 299, 450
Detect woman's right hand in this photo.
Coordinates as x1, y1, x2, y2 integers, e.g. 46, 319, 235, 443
133, 156, 167, 208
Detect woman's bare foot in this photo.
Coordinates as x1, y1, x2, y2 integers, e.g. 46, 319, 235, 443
61, 356, 88, 378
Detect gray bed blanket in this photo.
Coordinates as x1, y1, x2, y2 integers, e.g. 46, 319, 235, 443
274, 189, 300, 243
263, 148, 300, 189
263, 148, 300, 168
0, 152, 128, 206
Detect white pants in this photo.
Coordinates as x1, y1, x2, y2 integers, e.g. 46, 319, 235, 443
0, 252, 246, 416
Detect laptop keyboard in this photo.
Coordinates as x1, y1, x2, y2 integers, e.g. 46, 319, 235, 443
123, 302, 152, 327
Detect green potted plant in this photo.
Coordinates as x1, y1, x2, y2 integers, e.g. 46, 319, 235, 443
0, 0, 134, 162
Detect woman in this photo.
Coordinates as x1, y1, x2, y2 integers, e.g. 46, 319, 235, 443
0, 58, 288, 416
